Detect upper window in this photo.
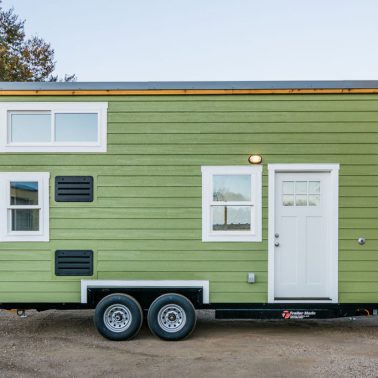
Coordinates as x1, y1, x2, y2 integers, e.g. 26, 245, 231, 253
201, 166, 262, 242
0, 172, 49, 242
0, 102, 108, 152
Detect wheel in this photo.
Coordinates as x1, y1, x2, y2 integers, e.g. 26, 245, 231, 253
94, 293, 143, 341
147, 293, 197, 341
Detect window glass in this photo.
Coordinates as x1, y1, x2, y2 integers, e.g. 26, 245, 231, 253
308, 194, 320, 206
212, 206, 251, 231
282, 180, 321, 207
295, 181, 307, 194
10, 113, 51, 143
282, 194, 294, 206
55, 113, 98, 142
295, 194, 307, 206
11, 209, 39, 231
10, 181, 38, 205
213, 175, 251, 201
308, 181, 320, 193
282, 181, 294, 194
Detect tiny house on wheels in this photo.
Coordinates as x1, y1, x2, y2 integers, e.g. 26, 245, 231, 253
0, 81, 378, 341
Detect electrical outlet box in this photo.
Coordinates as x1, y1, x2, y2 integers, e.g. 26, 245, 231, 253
247, 272, 255, 283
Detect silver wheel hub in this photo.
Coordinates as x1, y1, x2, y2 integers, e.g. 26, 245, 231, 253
157, 304, 187, 333
104, 304, 132, 333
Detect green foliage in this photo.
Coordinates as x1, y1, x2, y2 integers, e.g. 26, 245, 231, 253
0, 1, 76, 81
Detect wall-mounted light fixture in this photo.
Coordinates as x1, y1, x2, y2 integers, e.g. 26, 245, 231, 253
248, 154, 262, 164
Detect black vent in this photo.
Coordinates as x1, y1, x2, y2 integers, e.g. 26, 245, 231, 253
55, 250, 93, 276
55, 176, 93, 202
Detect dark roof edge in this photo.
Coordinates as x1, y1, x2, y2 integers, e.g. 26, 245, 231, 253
1, 81, 378, 91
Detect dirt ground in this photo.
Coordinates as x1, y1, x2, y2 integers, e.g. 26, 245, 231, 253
0, 310, 377, 378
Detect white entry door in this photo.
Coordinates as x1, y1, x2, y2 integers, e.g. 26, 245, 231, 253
274, 172, 334, 300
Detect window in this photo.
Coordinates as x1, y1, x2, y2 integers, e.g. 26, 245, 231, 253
0, 172, 49, 242
282, 180, 320, 207
0, 102, 108, 152
201, 166, 262, 242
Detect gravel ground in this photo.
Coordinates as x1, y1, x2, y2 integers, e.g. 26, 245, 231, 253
0, 309, 377, 378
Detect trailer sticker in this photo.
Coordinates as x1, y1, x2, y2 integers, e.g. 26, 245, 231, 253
282, 310, 316, 319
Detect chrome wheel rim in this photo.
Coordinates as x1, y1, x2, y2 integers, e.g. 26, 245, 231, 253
157, 304, 187, 333
103, 304, 132, 333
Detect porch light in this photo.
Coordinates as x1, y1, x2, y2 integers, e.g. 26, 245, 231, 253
248, 154, 262, 164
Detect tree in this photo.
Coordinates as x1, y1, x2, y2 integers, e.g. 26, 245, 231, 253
0, 1, 76, 81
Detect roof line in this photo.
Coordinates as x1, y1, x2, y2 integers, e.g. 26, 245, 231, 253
1, 88, 378, 96
2, 80, 378, 91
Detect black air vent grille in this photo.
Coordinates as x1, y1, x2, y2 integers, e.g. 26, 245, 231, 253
55, 250, 93, 276
55, 176, 93, 202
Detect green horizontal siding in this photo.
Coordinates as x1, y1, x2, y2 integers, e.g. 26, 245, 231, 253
0, 94, 378, 304
108, 111, 378, 123
3, 154, 378, 166
107, 133, 378, 144
97, 250, 267, 261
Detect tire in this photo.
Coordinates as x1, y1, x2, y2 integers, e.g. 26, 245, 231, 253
147, 293, 197, 341
94, 293, 143, 341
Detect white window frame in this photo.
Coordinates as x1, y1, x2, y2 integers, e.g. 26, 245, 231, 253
201, 165, 262, 242
0, 102, 108, 152
0, 172, 50, 242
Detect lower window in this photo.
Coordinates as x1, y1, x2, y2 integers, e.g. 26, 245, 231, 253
0, 172, 49, 242
201, 166, 262, 242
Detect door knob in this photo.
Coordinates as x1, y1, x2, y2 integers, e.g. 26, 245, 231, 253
274, 242, 280, 247
275, 233, 279, 238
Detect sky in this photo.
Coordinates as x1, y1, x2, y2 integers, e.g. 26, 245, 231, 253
2, 0, 378, 81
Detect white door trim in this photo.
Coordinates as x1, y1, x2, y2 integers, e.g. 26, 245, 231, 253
268, 164, 339, 303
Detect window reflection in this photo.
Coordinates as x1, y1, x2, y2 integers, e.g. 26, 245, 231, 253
308, 195, 320, 206
282, 195, 294, 206
212, 206, 251, 231
55, 113, 98, 142
282, 181, 294, 194
11, 209, 39, 231
213, 175, 251, 201
282, 180, 321, 207
308, 181, 320, 193
11, 181, 38, 205
10, 113, 51, 143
